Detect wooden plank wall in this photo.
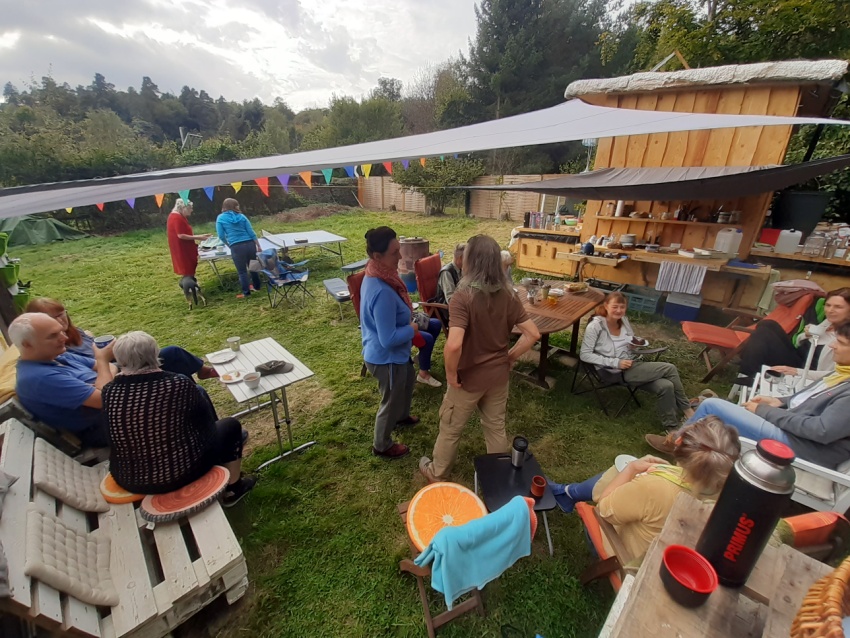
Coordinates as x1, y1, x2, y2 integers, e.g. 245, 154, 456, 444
583, 86, 801, 258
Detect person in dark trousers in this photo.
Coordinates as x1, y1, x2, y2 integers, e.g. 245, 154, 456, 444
216, 198, 261, 298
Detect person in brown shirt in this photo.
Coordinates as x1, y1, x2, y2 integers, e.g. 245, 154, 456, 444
420, 234, 540, 482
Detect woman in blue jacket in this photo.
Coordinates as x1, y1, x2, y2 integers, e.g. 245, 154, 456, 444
361, 226, 421, 460
216, 198, 261, 298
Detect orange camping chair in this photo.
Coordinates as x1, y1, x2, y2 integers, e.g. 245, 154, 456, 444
681, 294, 815, 382
414, 254, 449, 335
575, 502, 635, 592
347, 271, 368, 377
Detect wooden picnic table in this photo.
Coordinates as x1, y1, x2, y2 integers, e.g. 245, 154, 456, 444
603, 493, 831, 638
513, 282, 604, 389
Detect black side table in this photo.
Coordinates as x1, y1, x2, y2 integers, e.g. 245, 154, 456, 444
473, 452, 555, 556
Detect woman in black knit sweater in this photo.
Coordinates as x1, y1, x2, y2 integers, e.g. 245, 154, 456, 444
103, 331, 256, 507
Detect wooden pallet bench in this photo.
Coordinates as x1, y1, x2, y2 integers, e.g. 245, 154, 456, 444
0, 419, 248, 638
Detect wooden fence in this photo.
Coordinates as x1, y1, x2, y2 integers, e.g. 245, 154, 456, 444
357, 174, 571, 220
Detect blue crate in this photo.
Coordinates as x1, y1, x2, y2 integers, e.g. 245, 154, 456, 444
622, 284, 663, 314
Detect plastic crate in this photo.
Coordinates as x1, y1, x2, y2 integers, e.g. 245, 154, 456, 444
622, 284, 664, 314
585, 278, 626, 294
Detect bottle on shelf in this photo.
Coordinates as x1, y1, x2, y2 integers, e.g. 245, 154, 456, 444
553, 210, 561, 232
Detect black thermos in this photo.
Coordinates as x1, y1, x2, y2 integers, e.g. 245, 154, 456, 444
695, 439, 795, 587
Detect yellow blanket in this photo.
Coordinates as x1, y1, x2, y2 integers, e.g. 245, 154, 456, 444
0, 344, 19, 404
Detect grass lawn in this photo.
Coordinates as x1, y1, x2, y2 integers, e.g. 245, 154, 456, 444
15, 207, 736, 638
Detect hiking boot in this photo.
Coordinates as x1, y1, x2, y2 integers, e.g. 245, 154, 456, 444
222, 475, 257, 508
645, 433, 676, 454
419, 457, 440, 484
372, 442, 410, 460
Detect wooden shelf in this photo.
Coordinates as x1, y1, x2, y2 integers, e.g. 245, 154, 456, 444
595, 217, 743, 229
515, 226, 581, 237
750, 247, 850, 268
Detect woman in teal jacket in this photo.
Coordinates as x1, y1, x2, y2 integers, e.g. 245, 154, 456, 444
216, 198, 261, 298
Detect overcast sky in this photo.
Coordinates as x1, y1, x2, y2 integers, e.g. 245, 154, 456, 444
0, 0, 478, 111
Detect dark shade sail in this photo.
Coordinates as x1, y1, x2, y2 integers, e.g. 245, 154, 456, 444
465, 155, 850, 201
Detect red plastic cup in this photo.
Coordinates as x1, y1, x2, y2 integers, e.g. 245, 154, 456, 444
530, 475, 546, 498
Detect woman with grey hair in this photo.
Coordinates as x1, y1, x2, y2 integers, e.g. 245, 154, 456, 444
167, 198, 210, 280
102, 331, 256, 506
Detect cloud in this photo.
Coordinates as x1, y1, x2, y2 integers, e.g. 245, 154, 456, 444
0, 0, 478, 110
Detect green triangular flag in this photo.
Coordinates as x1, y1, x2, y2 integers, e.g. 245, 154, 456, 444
321, 168, 333, 184
178, 189, 190, 202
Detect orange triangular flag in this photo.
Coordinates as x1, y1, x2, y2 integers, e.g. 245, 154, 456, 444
362, 164, 372, 178
299, 171, 313, 189
256, 177, 270, 197
96, 203, 105, 211
231, 182, 242, 193
65, 207, 73, 213
154, 194, 164, 207
382, 161, 393, 175
420, 158, 427, 167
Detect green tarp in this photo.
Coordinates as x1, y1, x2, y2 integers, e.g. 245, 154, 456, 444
0, 215, 86, 246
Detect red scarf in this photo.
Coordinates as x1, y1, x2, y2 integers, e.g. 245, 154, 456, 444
365, 258, 425, 348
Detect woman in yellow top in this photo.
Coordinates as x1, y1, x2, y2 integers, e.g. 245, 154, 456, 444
548, 416, 740, 559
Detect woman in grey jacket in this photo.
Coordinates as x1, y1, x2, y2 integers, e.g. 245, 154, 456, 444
581, 292, 693, 430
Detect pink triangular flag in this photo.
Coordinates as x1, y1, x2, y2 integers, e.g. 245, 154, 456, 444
299, 171, 312, 189
362, 164, 372, 178
96, 202, 105, 211
256, 177, 270, 197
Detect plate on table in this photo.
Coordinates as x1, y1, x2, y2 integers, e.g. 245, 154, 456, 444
615, 454, 638, 472
207, 350, 237, 365
220, 370, 248, 384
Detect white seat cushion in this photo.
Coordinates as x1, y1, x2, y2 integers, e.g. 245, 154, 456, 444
795, 470, 836, 503
24, 505, 118, 606
33, 438, 108, 513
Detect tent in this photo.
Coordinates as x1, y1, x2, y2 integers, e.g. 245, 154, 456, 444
2, 99, 849, 220
464, 155, 850, 201
0, 215, 87, 246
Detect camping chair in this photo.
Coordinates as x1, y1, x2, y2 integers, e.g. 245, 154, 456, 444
570, 349, 666, 417
681, 294, 815, 382
258, 248, 313, 308
347, 271, 368, 377
414, 254, 449, 335
575, 502, 636, 592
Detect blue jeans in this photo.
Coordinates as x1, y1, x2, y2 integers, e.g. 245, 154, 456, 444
417, 319, 442, 372
159, 346, 204, 377
230, 240, 261, 295
687, 398, 791, 445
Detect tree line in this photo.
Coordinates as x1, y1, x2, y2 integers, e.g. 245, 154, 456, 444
1, 0, 849, 224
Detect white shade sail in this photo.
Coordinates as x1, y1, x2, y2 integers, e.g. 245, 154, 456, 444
1, 99, 848, 219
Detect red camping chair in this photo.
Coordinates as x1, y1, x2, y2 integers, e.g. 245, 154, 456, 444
575, 502, 635, 592
414, 254, 449, 336
347, 271, 368, 377
681, 294, 815, 382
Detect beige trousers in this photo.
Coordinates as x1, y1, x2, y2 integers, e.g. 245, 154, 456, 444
430, 382, 511, 480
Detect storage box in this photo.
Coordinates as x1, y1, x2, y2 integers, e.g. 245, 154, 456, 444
622, 284, 664, 314
585, 278, 626, 294
664, 292, 702, 322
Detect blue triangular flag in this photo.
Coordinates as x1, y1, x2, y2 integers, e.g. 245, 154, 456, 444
401, 160, 409, 170
453, 154, 459, 159
126, 198, 135, 209
178, 189, 190, 202
344, 166, 355, 178
321, 168, 333, 184
203, 187, 214, 201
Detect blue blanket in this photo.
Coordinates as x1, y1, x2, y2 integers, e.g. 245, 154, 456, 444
414, 495, 531, 609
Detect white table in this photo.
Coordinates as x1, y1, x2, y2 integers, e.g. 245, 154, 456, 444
199, 236, 281, 287
206, 337, 315, 470
261, 229, 348, 266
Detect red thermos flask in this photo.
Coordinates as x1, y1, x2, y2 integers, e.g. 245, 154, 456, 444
695, 439, 795, 587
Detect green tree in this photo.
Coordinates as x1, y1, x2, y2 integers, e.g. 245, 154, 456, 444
299, 95, 403, 150
391, 157, 485, 214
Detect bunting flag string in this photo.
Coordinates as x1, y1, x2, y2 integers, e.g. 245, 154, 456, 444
382, 161, 393, 175
362, 164, 372, 178
65, 207, 73, 213
203, 187, 215, 201
178, 189, 190, 202
419, 158, 426, 167
255, 177, 270, 197
96, 203, 105, 211
126, 198, 135, 209
344, 166, 355, 178
440, 155, 445, 161
299, 171, 312, 189
321, 168, 333, 184
155, 194, 164, 208
401, 160, 409, 170
231, 182, 242, 193
277, 174, 290, 192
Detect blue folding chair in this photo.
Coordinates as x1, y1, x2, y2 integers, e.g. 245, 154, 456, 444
257, 249, 313, 308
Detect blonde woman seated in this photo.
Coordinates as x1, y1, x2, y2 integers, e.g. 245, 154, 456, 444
547, 416, 740, 559
581, 291, 693, 431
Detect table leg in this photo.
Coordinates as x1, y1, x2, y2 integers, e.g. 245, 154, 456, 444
208, 259, 225, 288
537, 333, 550, 385
569, 319, 581, 355
543, 511, 554, 557
257, 388, 317, 470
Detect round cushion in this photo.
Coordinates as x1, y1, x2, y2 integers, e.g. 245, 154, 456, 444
406, 482, 487, 552
100, 473, 144, 504
140, 466, 230, 523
